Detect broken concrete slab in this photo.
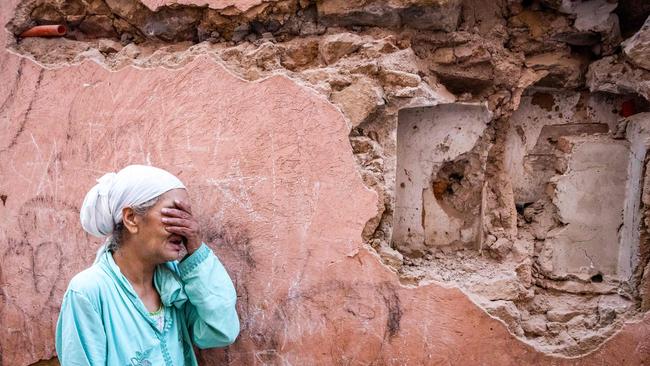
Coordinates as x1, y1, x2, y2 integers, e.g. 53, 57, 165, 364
620, 113, 650, 282
547, 136, 629, 278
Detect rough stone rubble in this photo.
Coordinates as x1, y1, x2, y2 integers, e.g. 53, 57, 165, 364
5, 0, 650, 358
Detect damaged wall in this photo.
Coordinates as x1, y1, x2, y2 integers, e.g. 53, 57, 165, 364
2, 0, 650, 365
394, 103, 491, 256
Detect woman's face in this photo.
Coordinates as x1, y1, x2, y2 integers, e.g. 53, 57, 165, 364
135, 188, 190, 263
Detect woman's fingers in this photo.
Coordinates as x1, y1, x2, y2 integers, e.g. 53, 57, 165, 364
174, 199, 192, 214
165, 226, 192, 236
161, 217, 193, 228
161, 207, 191, 219
164, 199, 202, 255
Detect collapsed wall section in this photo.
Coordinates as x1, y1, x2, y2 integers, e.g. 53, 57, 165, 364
395, 89, 648, 355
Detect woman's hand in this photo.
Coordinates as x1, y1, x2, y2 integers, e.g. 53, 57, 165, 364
161, 200, 202, 255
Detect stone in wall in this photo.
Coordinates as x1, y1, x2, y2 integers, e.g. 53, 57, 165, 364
623, 15, 650, 71
587, 14, 650, 101
330, 77, 385, 128
587, 55, 650, 101
316, 0, 462, 31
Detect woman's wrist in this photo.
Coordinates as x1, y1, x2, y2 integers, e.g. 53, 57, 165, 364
178, 243, 210, 278
185, 239, 202, 255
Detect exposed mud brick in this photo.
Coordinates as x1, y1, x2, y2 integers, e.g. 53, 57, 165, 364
483, 300, 524, 336
280, 38, 319, 70
488, 237, 513, 259
469, 275, 529, 301
317, 0, 462, 31
641, 261, 650, 310
377, 48, 420, 74
104, 0, 149, 21
377, 242, 404, 268
143, 0, 271, 13
508, 10, 571, 56
546, 308, 582, 323
525, 51, 588, 89
522, 316, 547, 336
85, 0, 113, 15
379, 69, 421, 87
78, 15, 118, 38
331, 78, 385, 127
140, 7, 202, 41
319, 32, 364, 65
30, 3, 64, 23
460, 0, 507, 36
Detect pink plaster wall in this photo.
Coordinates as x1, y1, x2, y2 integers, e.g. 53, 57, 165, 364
1, 1, 649, 365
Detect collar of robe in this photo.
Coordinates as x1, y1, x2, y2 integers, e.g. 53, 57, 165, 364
96, 245, 190, 310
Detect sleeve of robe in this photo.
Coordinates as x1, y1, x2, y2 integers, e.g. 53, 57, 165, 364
55, 290, 107, 365
178, 243, 240, 349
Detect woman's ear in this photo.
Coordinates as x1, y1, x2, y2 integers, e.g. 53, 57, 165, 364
122, 207, 139, 234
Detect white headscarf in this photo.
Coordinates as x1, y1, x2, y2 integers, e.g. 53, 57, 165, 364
80, 165, 185, 237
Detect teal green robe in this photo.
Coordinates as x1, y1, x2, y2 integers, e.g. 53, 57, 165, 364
55, 243, 240, 365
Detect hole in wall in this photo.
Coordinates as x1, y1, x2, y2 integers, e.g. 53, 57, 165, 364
371, 89, 650, 356
591, 273, 603, 283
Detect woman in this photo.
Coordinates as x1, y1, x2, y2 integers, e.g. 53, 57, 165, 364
56, 165, 239, 365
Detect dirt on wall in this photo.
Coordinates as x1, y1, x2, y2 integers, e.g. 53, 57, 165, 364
3, 0, 650, 364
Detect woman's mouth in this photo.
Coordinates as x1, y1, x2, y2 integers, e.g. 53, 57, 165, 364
168, 236, 184, 248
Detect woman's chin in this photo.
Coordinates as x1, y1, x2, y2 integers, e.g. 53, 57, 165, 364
164, 242, 184, 260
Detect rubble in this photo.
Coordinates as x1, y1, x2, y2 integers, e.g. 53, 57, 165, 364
623, 16, 650, 71
587, 55, 650, 100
